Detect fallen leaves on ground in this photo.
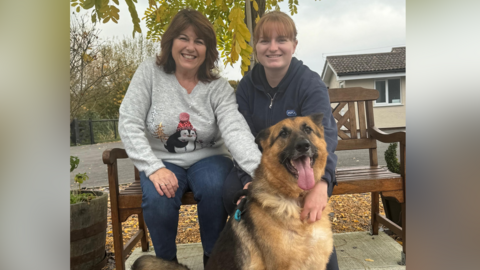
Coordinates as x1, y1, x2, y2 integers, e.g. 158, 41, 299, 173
101, 187, 399, 270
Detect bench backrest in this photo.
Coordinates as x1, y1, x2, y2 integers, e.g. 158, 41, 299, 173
329, 87, 380, 166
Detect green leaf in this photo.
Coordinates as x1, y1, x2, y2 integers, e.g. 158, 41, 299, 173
125, 0, 142, 36
82, 0, 95, 9
70, 156, 80, 173
76, 6, 80, 12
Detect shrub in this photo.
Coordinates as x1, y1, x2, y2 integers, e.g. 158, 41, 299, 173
70, 155, 94, 204
384, 143, 400, 174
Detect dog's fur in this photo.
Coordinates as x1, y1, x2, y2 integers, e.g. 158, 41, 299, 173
132, 114, 333, 270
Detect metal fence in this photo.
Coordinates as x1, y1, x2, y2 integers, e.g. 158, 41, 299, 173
70, 119, 119, 145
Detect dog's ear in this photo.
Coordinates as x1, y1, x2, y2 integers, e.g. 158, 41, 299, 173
255, 128, 270, 152
309, 113, 324, 128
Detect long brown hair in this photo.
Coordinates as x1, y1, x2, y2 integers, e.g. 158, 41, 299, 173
156, 9, 219, 82
253, 11, 298, 56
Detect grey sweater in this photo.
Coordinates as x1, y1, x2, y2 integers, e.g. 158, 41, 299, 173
119, 58, 261, 177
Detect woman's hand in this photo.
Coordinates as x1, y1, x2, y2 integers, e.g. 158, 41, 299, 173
300, 180, 329, 223
148, 168, 179, 198
236, 182, 251, 205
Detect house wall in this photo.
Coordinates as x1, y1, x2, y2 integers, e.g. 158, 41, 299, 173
327, 74, 340, 88
344, 77, 406, 128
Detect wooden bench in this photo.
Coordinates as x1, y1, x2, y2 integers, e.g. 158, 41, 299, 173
329, 87, 406, 264
103, 87, 406, 270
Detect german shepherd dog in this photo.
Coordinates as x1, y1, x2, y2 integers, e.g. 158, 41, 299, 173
132, 113, 333, 270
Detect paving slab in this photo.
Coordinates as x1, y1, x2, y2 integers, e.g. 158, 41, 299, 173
126, 231, 405, 270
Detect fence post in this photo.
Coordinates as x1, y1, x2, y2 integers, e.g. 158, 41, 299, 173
113, 120, 117, 139
74, 119, 80, 145
89, 119, 95, 144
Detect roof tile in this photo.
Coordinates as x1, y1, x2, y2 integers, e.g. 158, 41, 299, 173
327, 47, 405, 76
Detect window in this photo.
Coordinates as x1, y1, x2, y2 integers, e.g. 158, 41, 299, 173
374, 78, 401, 105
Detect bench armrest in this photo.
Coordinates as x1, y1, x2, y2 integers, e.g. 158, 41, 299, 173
369, 126, 405, 145
102, 148, 128, 165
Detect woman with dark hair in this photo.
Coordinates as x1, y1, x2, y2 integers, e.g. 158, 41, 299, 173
222, 10, 340, 269
118, 9, 261, 266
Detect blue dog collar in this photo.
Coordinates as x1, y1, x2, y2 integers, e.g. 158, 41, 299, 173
234, 209, 242, 221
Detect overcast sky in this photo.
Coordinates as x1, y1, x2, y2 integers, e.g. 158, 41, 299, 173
71, 0, 405, 81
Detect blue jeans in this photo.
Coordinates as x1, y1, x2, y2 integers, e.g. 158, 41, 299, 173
140, 155, 233, 260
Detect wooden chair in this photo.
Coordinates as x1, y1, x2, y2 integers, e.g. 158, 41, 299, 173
102, 149, 197, 270
328, 87, 406, 264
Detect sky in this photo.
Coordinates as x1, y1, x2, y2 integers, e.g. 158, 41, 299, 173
70, 0, 405, 81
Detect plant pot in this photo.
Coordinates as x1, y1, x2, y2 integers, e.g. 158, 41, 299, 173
70, 190, 108, 270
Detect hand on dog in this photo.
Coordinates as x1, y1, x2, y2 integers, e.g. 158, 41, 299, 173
149, 168, 179, 198
301, 180, 329, 223
236, 182, 251, 205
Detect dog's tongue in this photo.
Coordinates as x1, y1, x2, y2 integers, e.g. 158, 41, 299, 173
293, 157, 315, 190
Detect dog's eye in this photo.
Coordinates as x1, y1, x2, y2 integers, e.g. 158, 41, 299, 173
279, 130, 288, 138
304, 126, 313, 134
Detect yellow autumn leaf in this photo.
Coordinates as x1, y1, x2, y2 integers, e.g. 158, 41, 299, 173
241, 56, 251, 67
241, 62, 249, 72
235, 41, 241, 56
206, 0, 212, 5
253, 0, 259, 11
240, 46, 253, 58
216, 0, 222, 8
353, 220, 359, 222
365, 258, 374, 262
231, 48, 239, 63
244, 45, 253, 54
236, 32, 247, 49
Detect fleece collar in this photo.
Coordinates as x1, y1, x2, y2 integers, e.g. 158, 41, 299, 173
248, 57, 305, 93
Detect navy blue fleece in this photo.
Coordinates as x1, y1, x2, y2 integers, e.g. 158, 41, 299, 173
235, 57, 338, 189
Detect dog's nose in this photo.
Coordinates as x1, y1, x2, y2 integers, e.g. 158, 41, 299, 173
295, 139, 310, 153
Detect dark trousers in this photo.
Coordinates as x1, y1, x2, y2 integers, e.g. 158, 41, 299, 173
222, 166, 340, 270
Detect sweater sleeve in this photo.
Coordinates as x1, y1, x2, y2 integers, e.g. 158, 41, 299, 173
300, 77, 338, 189
212, 79, 262, 177
118, 60, 166, 177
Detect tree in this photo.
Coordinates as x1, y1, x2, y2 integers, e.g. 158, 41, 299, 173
70, 14, 123, 120
87, 35, 160, 118
71, 0, 311, 75
70, 13, 159, 120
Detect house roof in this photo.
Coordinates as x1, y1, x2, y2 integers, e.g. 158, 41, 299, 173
325, 47, 405, 76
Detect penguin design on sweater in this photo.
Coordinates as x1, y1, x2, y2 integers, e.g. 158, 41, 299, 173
164, 112, 199, 153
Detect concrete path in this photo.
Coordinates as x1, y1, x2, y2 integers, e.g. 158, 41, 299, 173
126, 231, 405, 270
70, 128, 404, 189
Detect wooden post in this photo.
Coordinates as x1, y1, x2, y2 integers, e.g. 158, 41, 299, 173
89, 118, 95, 145
245, 0, 255, 70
